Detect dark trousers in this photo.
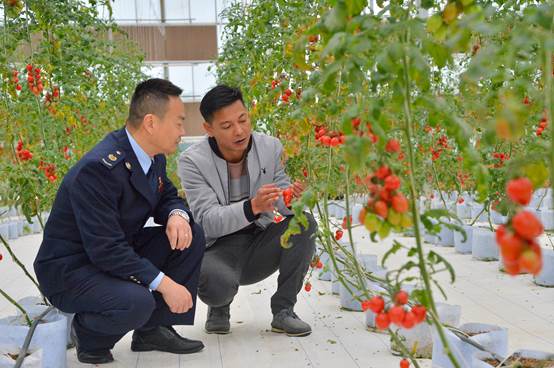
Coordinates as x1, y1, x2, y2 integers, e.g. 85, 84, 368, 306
49, 224, 205, 351
198, 213, 317, 315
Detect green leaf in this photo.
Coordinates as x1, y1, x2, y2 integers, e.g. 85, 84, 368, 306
421, 0, 434, 9
423, 40, 451, 68
396, 261, 418, 278
426, 14, 443, 33
321, 62, 342, 93
343, 136, 371, 172
346, 64, 366, 92
345, 0, 367, 16
280, 220, 301, 249
434, 24, 448, 41
523, 162, 549, 188
402, 276, 418, 284
301, 190, 317, 209
322, 32, 348, 58
532, 4, 553, 30
324, 5, 348, 32
427, 250, 456, 283
409, 47, 431, 91
370, 231, 379, 243
432, 279, 448, 300
474, 165, 491, 202
420, 216, 435, 233
410, 289, 429, 306
423, 209, 454, 220
381, 240, 403, 267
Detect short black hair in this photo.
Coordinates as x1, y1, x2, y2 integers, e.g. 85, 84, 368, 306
200, 85, 244, 123
127, 78, 183, 127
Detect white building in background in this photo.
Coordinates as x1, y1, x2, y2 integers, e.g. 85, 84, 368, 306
100, 0, 249, 136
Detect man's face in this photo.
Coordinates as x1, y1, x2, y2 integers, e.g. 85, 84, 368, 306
204, 100, 252, 158
151, 96, 186, 155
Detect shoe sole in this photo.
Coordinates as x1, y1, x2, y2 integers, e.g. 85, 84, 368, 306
204, 329, 231, 335
270, 327, 312, 337
77, 357, 114, 364
131, 343, 204, 354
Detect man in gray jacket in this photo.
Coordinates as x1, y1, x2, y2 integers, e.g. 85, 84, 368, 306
178, 85, 316, 337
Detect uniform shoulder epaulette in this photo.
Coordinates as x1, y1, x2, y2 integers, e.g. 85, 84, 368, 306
99, 150, 126, 170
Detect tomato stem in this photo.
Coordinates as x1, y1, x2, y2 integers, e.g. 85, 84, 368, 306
401, 28, 461, 368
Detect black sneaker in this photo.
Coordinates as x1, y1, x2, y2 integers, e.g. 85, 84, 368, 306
131, 326, 204, 354
205, 304, 231, 334
271, 308, 312, 337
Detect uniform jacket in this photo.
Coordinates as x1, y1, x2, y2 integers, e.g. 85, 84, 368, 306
178, 132, 292, 247
34, 128, 193, 297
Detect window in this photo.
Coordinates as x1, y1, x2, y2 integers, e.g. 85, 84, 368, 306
109, 0, 162, 24
144, 62, 216, 101
168, 65, 194, 98
164, 1, 190, 23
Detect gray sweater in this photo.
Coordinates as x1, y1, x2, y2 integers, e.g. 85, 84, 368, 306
178, 132, 292, 247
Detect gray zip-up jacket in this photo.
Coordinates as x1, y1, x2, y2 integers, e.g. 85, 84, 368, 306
177, 132, 292, 247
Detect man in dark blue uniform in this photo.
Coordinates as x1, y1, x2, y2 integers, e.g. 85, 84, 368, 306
33, 79, 205, 364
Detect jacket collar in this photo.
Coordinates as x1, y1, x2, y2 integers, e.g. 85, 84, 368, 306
124, 128, 152, 175
114, 127, 159, 208
208, 135, 253, 161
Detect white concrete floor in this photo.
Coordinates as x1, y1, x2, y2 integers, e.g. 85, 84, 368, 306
1, 224, 553, 367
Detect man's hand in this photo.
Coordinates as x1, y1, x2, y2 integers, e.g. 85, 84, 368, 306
157, 276, 193, 314
251, 184, 282, 215
166, 215, 192, 250
291, 181, 305, 199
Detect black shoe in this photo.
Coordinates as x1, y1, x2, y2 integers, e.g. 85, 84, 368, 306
76, 349, 114, 364
205, 304, 231, 334
71, 320, 114, 364
131, 326, 204, 354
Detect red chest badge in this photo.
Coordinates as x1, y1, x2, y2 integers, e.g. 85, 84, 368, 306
158, 176, 164, 193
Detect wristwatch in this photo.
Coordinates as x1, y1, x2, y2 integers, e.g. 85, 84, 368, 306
169, 209, 190, 223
